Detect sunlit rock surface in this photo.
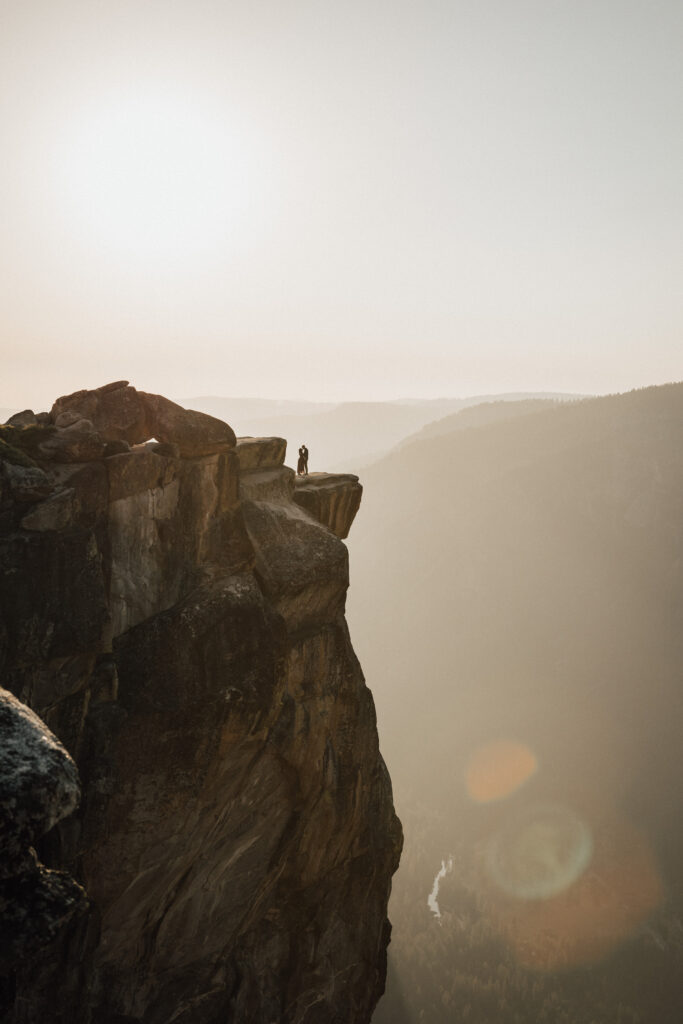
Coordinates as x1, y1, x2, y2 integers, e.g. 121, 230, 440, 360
0, 383, 401, 1024
235, 435, 287, 471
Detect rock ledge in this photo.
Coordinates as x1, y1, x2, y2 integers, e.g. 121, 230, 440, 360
293, 472, 363, 539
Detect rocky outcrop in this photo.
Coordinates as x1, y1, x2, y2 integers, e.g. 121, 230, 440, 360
0, 384, 401, 1024
5, 411, 38, 428
294, 473, 363, 540
49, 380, 235, 458
235, 436, 287, 472
0, 688, 86, 976
236, 436, 295, 504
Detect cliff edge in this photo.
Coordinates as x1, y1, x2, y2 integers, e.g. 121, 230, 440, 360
0, 382, 402, 1024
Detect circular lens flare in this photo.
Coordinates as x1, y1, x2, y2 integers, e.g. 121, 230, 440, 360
485, 802, 593, 900
479, 806, 663, 971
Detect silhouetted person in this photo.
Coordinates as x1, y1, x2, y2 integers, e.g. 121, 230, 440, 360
301, 444, 309, 476
297, 445, 306, 476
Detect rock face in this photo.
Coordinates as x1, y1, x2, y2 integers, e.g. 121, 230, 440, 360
236, 436, 296, 505
0, 384, 401, 1024
294, 473, 363, 540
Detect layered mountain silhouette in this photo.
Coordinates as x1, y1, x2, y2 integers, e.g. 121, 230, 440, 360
186, 393, 583, 471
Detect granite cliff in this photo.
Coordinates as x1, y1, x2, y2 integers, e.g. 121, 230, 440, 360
0, 382, 402, 1024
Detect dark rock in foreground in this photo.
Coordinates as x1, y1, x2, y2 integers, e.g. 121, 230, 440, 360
0, 688, 86, 973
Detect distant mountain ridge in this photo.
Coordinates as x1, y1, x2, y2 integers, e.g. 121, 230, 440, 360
397, 396, 571, 446
184, 392, 586, 471
3, 394, 586, 472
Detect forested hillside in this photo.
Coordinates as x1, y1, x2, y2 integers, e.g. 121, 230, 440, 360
346, 383, 683, 1023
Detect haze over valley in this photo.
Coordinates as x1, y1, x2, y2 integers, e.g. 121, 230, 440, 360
345, 382, 683, 1022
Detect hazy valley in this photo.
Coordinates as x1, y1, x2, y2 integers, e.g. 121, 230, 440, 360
184, 393, 584, 473
344, 382, 683, 1023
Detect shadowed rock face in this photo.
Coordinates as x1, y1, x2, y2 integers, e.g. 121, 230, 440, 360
0, 384, 401, 1024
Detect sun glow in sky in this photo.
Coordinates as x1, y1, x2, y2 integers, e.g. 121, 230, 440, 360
55, 90, 256, 264
1, 0, 682, 409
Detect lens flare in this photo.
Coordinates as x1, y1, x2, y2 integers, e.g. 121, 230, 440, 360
481, 807, 663, 971
485, 802, 593, 900
465, 740, 538, 803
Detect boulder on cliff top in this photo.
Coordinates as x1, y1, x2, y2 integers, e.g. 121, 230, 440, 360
140, 390, 236, 457
50, 382, 235, 458
5, 410, 37, 427
51, 381, 145, 444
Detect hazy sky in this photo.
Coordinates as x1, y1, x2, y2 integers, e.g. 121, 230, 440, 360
1, 0, 681, 410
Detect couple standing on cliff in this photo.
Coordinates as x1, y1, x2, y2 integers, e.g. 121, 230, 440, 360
297, 444, 309, 476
